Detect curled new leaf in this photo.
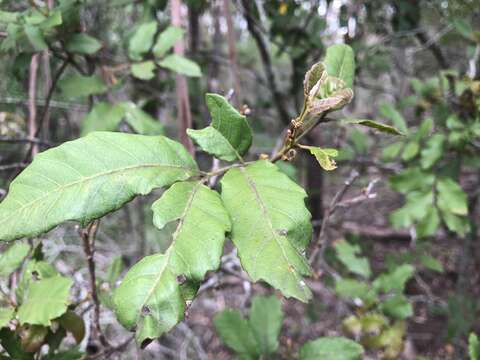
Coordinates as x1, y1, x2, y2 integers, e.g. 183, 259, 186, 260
344, 119, 404, 135
301, 146, 338, 171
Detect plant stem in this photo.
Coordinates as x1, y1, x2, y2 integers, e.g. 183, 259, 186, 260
81, 220, 109, 348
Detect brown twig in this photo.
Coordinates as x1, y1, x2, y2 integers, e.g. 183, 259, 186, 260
309, 170, 360, 266
81, 220, 109, 348
28, 54, 40, 157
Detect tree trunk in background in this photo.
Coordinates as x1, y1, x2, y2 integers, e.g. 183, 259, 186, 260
222, 0, 243, 108
28, 54, 39, 158
240, 0, 290, 126
171, 0, 194, 155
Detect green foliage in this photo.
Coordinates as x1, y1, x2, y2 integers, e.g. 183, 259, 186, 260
302, 146, 338, 171
470, 333, 479, 360
153, 26, 184, 57
0, 132, 197, 241
0, 242, 30, 276
129, 21, 158, 60
17, 276, 72, 326
299, 336, 364, 360
188, 94, 252, 161
324, 44, 356, 88
334, 240, 371, 278
58, 75, 107, 98
158, 54, 202, 77
65, 33, 102, 55
114, 181, 230, 345
221, 161, 312, 302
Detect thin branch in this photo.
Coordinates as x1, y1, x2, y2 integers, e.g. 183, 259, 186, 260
81, 221, 110, 348
309, 170, 359, 265
240, 0, 290, 125
28, 54, 40, 157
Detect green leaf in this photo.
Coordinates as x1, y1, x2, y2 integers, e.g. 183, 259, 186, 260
42, 349, 84, 360
469, 333, 479, 360
16, 261, 58, 304
415, 206, 440, 238
379, 104, 408, 134
58, 311, 85, 344
380, 294, 413, 320
0, 132, 197, 241
345, 119, 403, 135
437, 178, 468, 216
0, 308, 14, 328
204, 93, 252, 157
114, 181, 230, 345
80, 102, 126, 136
65, 33, 102, 54
300, 336, 364, 360
334, 240, 371, 278
214, 310, 259, 360
249, 296, 283, 355
153, 26, 184, 57
58, 74, 107, 98
158, 54, 202, 77
131, 61, 156, 80
373, 264, 414, 293
324, 44, 355, 88
221, 161, 313, 302
419, 254, 444, 273
334, 278, 377, 304
24, 25, 47, 51
121, 102, 164, 135
0, 329, 34, 360
304, 62, 326, 96
420, 134, 445, 169
129, 21, 158, 60
188, 127, 241, 161
402, 141, 420, 161
17, 275, 72, 326
0, 242, 30, 277
302, 146, 338, 171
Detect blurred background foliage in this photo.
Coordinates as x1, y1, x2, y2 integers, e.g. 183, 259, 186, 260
0, 0, 479, 359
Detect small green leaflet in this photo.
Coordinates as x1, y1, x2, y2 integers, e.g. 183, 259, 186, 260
129, 21, 157, 60
0, 242, 30, 277
0, 132, 197, 241
153, 26, 184, 58
437, 178, 468, 216
249, 296, 283, 355
58, 74, 107, 98
187, 94, 252, 161
343, 119, 404, 135
373, 264, 414, 293
379, 103, 408, 134
302, 146, 338, 171
80, 102, 126, 136
300, 336, 364, 360
214, 310, 259, 360
380, 294, 413, 320
17, 276, 72, 326
469, 333, 479, 360
24, 25, 47, 51
334, 240, 371, 278
158, 54, 202, 77
221, 161, 313, 302
114, 181, 230, 345
131, 61, 155, 80
65, 33, 102, 54
324, 44, 355, 88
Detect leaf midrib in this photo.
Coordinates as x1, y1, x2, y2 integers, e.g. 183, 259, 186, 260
240, 167, 307, 291
0, 163, 196, 226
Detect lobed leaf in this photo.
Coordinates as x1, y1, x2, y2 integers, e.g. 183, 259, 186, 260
221, 161, 313, 302
0, 132, 197, 241
17, 276, 72, 326
114, 181, 230, 345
